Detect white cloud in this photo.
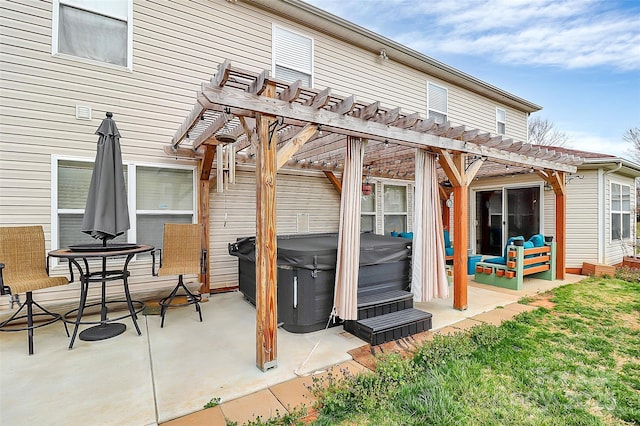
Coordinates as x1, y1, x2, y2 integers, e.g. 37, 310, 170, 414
565, 129, 631, 159
306, 0, 640, 71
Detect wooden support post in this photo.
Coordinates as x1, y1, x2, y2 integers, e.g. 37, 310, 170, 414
452, 181, 468, 310
439, 185, 451, 231
198, 177, 210, 294
539, 169, 567, 281
198, 147, 214, 294
555, 172, 566, 280
255, 82, 278, 371
439, 152, 469, 311
442, 200, 450, 231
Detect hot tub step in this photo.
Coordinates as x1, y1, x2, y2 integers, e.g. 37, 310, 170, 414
356, 290, 414, 320
346, 308, 432, 346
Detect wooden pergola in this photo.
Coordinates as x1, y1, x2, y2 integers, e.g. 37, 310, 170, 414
171, 60, 580, 370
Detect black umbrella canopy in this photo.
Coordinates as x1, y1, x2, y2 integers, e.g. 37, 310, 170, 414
81, 112, 130, 242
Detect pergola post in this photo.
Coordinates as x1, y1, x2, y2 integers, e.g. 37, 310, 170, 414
438, 152, 484, 310
452, 183, 468, 310
537, 170, 566, 280
255, 82, 278, 371
554, 172, 566, 280
198, 146, 214, 294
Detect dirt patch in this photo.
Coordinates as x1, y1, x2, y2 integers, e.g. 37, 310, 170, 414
348, 345, 378, 371
618, 312, 640, 330
527, 293, 556, 310
348, 331, 435, 370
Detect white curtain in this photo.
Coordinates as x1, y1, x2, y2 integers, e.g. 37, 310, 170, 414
333, 137, 365, 320
411, 149, 449, 301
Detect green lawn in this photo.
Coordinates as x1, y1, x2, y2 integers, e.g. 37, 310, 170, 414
304, 276, 640, 425
234, 275, 640, 425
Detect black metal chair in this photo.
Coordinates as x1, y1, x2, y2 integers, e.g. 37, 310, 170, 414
0, 226, 70, 354
151, 224, 206, 327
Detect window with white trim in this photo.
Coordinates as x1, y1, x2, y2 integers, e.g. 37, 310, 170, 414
383, 184, 408, 234
273, 25, 313, 87
52, 0, 132, 69
427, 82, 448, 124
611, 182, 631, 240
496, 108, 506, 134
54, 158, 196, 253
361, 182, 376, 233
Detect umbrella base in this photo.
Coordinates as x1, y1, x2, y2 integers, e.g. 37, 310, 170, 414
79, 323, 126, 341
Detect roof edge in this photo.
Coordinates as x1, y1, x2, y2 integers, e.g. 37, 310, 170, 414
580, 157, 640, 177
242, 0, 543, 113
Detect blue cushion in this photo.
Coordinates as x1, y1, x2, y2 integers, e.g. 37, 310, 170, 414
528, 234, 545, 247
445, 247, 454, 256
443, 230, 452, 248
483, 256, 506, 265
390, 231, 399, 237
523, 241, 534, 249
399, 232, 413, 239
504, 236, 524, 259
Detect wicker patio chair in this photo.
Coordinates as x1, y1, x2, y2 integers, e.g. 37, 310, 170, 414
151, 223, 205, 328
0, 226, 70, 354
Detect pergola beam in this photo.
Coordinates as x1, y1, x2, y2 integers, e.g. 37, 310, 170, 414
198, 85, 578, 173
276, 123, 318, 170
323, 170, 342, 194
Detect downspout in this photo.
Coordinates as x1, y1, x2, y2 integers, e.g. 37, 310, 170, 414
597, 169, 604, 263
600, 162, 622, 263
605, 162, 623, 176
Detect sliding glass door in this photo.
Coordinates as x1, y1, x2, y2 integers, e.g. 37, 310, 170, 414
475, 186, 541, 255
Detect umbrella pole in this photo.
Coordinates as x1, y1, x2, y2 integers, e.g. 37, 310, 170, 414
100, 238, 108, 323
78, 238, 127, 341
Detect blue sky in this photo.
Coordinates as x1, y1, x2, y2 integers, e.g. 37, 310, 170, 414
304, 0, 640, 160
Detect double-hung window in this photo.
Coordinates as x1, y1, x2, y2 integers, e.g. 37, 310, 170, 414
383, 184, 408, 234
611, 182, 631, 240
496, 108, 506, 134
54, 158, 196, 254
273, 25, 313, 87
52, 0, 133, 69
427, 82, 448, 124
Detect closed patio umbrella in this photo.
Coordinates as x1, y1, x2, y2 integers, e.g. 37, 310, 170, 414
78, 112, 131, 341
81, 112, 130, 243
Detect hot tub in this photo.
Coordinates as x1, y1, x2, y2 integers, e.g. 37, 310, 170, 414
228, 232, 411, 333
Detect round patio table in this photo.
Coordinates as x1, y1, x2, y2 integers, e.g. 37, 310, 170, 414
49, 244, 153, 349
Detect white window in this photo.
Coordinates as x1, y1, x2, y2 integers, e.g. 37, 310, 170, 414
52, 0, 133, 69
427, 82, 448, 124
361, 182, 376, 233
496, 108, 506, 134
273, 25, 313, 87
383, 184, 408, 235
611, 182, 631, 240
53, 158, 196, 253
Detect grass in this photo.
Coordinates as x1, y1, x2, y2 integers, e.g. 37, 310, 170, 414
302, 274, 640, 425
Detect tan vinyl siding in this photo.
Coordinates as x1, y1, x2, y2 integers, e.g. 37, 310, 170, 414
0, 0, 534, 309
266, 9, 528, 139
565, 171, 599, 268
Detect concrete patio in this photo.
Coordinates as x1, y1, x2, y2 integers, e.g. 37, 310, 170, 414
0, 274, 584, 425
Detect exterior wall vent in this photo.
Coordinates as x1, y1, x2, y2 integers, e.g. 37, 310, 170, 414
75, 105, 92, 120
296, 213, 309, 233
